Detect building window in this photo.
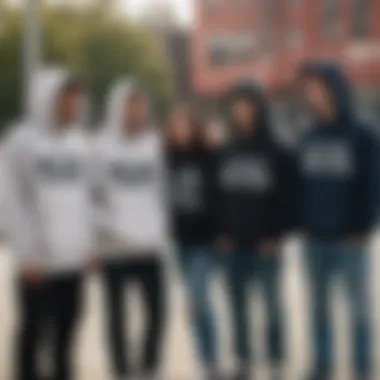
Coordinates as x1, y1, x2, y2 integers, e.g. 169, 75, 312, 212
287, 29, 302, 47
260, 0, 276, 51
234, 0, 246, 8
322, 0, 340, 40
208, 32, 257, 66
261, 0, 275, 22
353, 0, 371, 38
205, 0, 221, 13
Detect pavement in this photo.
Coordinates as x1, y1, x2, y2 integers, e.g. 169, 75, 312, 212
1, 236, 380, 380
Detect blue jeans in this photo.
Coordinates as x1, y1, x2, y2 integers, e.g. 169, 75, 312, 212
178, 246, 218, 366
223, 252, 284, 365
305, 238, 372, 376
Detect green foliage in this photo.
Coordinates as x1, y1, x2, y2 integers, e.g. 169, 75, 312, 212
0, 8, 23, 127
0, 3, 174, 129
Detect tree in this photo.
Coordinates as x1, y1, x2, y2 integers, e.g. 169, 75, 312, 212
0, 8, 23, 128
0, 3, 174, 131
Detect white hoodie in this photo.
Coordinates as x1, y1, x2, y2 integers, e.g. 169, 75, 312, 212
93, 80, 169, 258
3, 69, 95, 274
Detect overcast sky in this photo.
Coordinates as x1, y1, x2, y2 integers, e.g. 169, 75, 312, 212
119, 0, 193, 25
8, 0, 193, 25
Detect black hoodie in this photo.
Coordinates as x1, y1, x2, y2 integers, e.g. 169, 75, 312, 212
168, 145, 215, 246
213, 80, 297, 249
298, 61, 380, 238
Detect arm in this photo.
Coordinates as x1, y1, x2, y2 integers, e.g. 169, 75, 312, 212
3, 131, 45, 272
207, 150, 236, 251
277, 148, 299, 236
259, 147, 298, 252
89, 142, 117, 255
351, 125, 380, 236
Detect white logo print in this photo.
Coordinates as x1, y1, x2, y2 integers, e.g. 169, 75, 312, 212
221, 157, 274, 192
302, 141, 355, 178
173, 167, 203, 211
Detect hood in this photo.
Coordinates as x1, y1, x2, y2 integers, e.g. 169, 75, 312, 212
227, 79, 272, 141
300, 60, 355, 123
104, 78, 150, 136
28, 68, 71, 128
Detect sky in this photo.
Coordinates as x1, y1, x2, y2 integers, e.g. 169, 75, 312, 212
7, 0, 193, 26
122, 0, 193, 25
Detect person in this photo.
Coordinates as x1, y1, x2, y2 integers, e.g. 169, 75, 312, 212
166, 105, 220, 380
93, 79, 169, 380
205, 118, 228, 150
298, 61, 380, 380
3, 69, 94, 380
214, 80, 297, 380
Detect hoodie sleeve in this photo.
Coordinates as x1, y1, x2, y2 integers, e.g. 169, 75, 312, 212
2, 129, 45, 266
207, 148, 232, 238
89, 138, 115, 244
351, 123, 380, 235
267, 146, 299, 239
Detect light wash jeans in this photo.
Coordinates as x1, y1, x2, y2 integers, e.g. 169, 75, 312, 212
305, 238, 372, 377
178, 245, 218, 367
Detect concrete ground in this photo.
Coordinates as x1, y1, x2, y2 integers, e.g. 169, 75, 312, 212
1, 236, 380, 380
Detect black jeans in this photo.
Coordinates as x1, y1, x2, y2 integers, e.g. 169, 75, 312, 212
103, 255, 166, 377
15, 272, 83, 380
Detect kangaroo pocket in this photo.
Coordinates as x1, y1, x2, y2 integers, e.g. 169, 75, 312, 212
303, 179, 353, 236
39, 188, 92, 270
223, 198, 270, 242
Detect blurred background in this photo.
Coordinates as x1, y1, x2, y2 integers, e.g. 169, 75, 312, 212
1, 0, 380, 129
1, 1, 380, 379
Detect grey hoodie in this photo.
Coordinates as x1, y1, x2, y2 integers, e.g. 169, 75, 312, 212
3, 68, 95, 273
93, 79, 170, 258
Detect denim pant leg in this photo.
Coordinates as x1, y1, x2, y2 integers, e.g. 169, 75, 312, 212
180, 248, 218, 366
305, 240, 337, 375
224, 253, 253, 364
339, 243, 372, 377
257, 254, 285, 364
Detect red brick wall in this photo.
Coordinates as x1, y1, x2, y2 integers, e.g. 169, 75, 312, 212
191, 0, 380, 96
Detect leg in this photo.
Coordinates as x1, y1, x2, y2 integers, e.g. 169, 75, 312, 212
305, 240, 336, 377
180, 248, 218, 368
103, 261, 130, 377
49, 274, 84, 380
224, 253, 252, 365
258, 254, 285, 366
341, 243, 372, 378
138, 257, 166, 373
15, 280, 46, 380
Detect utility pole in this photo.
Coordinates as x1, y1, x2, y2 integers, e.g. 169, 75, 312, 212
24, 0, 42, 115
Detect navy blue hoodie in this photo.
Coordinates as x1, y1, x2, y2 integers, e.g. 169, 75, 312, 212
213, 81, 297, 249
298, 61, 380, 238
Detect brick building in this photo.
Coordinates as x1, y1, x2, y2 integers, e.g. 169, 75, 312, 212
191, 0, 380, 100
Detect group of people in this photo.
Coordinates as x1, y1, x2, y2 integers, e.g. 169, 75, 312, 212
3, 60, 380, 380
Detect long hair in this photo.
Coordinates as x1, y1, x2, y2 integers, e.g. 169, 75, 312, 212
166, 103, 205, 150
